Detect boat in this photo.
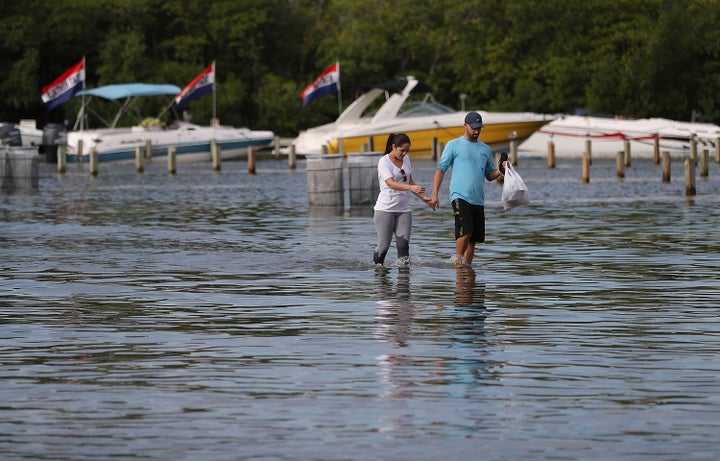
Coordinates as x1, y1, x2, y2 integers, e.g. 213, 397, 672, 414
519, 114, 720, 158
291, 76, 554, 156
0, 120, 43, 150
65, 83, 274, 163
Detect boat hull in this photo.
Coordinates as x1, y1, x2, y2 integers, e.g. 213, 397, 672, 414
519, 115, 720, 158
65, 124, 274, 163
326, 119, 550, 156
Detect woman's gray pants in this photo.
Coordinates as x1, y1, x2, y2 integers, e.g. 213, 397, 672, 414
373, 210, 412, 264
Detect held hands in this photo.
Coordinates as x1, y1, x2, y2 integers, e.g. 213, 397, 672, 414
422, 196, 438, 210
409, 183, 438, 210
498, 152, 509, 175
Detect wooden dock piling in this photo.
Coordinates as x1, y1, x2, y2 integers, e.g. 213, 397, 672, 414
700, 149, 709, 178
89, 148, 98, 177
582, 152, 590, 183
247, 146, 255, 174
547, 141, 555, 168
145, 140, 152, 163
585, 138, 592, 165
135, 146, 144, 173
662, 151, 671, 183
616, 151, 625, 179
57, 145, 66, 174
288, 144, 296, 170
168, 147, 176, 175
685, 158, 696, 196
690, 138, 697, 164
211, 139, 221, 171
76, 139, 83, 164
653, 136, 660, 165
624, 139, 631, 167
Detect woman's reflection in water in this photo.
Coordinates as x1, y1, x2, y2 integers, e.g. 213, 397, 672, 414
373, 266, 489, 398
373, 266, 413, 348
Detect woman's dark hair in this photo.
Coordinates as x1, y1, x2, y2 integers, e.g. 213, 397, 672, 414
384, 132, 411, 154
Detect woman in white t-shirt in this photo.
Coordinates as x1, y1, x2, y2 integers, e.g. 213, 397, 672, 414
372, 133, 435, 265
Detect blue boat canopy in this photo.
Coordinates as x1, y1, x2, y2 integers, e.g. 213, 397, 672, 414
76, 84, 182, 100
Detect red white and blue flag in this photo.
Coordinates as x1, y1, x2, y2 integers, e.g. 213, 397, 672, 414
41, 59, 85, 110
175, 62, 215, 108
301, 62, 340, 107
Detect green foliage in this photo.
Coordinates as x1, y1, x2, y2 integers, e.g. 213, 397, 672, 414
1, 0, 719, 133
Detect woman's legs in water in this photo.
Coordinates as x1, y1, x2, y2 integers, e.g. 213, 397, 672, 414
373, 210, 395, 264
373, 210, 412, 264
395, 211, 412, 259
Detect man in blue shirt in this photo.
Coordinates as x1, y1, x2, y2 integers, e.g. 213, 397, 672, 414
430, 112, 507, 265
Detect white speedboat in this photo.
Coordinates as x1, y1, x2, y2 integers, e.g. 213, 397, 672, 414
291, 76, 554, 156
65, 83, 274, 163
519, 114, 720, 158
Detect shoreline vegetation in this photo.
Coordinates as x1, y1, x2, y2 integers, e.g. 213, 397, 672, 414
1, 0, 718, 140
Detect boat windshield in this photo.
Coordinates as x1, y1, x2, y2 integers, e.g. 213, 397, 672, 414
398, 101, 457, 117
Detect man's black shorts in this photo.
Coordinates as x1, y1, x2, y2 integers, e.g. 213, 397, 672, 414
452, 198, 485, 243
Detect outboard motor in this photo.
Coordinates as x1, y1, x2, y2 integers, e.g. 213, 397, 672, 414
0, 124, 22, 146
42, 123, 67, 163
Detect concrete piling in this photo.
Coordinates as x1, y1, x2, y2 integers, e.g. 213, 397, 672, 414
2, 148, 39, 191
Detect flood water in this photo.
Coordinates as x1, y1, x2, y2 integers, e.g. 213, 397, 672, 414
2, 153, 720, 461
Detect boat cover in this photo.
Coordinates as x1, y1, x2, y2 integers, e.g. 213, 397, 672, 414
76, 84, 182, 100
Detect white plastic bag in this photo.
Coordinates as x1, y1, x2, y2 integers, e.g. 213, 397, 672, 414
501, 163, 529, 210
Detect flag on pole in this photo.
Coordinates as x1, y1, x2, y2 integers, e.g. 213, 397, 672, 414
41, 59, 85, 110
175, 63, 215, 108
301, 62, 340, 107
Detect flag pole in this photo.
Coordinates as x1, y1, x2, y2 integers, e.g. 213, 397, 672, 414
82, 56, 87, 130
336, 60, 342, 116
212, 60, 217, 125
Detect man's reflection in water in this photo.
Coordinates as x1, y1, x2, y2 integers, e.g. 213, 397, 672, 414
454, 265, 485, 307
442, 266, 491, 396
